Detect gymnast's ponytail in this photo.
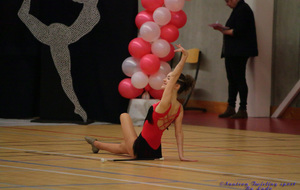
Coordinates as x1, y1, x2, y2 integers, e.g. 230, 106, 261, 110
176, 74, 195, 94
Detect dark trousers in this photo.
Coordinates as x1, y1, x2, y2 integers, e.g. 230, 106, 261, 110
225, 56, 249, 110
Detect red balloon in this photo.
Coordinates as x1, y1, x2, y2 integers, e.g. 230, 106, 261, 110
135, 10, 154, 29
140, 54, 160, 75
118, 78, 144, 99
160, 24, 179, 42
149, 88, 164, 99
141, 0, 164, 12
170, 10, 187, 28
144, 84, 152, 91
128, 38, 151, 58
160, 43, 175, 62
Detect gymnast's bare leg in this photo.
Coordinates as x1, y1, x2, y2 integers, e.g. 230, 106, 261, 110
92, 113, 138, 157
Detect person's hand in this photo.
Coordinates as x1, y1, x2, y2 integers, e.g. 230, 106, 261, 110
209, 23, 229, 33
174, 44, 188, 56
213, 26, 224, 32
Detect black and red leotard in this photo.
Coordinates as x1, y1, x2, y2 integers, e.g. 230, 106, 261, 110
133, 101, 181, 159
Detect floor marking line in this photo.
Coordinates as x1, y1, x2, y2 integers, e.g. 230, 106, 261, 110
5, 126, 299, 158
0, 147, 107, 161
0, 147, 225, 189
0, 159, 241, 190
0, 164, 196, 190
1, 147, 299, 185
134, 162, 300, 184
3, 126, 123, 140
163, 142, 300, 158
4, 127, 300, 158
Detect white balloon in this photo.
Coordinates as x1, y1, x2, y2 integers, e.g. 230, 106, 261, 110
141, 91, 151, 99
159, 61, 172, 75
153, 7, 171, 26
131, 71, 149, 89
164, 0, 185, 12
122, 57, 141, 77
149, 72, 166, 90
140, 21, 161, 42
151, 39, 170, 58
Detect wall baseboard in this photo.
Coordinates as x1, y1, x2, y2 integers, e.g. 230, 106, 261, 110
182, 99, 227, 114
182, 99, 300, 119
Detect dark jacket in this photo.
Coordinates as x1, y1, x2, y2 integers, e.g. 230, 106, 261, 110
221, 0, 258, 58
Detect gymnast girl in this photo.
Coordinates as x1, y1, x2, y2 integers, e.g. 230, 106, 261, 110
85, 44, 198, 161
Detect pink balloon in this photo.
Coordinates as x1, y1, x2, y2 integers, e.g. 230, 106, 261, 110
149, 72, 166, 90
135, 10, 153, 29
159, 61, 172, 75
128, 38, 151, 58
118, 78, 144, 99
140, 21, 161, 42
151, 39, 170, 58
141, 0, 164, 12
140, 54, 160, 75
153, 7, 171, 26
122, 57, 141, 77
160, 43, 175, 62
149, 88, 164, 99
160, 24, 179, 42
170, 10, 187, 28
164, 0, 185, 12
131, 71, 149, 89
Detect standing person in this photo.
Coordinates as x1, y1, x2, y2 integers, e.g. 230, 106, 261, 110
212, 0, 258, 118
85, 44, 197, 162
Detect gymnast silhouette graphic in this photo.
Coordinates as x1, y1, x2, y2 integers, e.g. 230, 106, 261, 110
18, 0, 100, 122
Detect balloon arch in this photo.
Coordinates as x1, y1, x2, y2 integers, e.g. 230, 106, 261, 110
118, 0, 187, 99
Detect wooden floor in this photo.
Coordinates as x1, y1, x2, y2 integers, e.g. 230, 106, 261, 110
183, 111, 300, 135
1, 113, 300, 190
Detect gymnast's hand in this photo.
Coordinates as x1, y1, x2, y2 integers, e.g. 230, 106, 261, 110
174, 44, 189, 57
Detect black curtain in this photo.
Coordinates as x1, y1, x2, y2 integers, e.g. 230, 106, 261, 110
0, 0, 138, 124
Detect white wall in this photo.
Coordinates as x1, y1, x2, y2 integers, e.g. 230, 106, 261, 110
246, 0, 274, 117
138, 0, 275, 117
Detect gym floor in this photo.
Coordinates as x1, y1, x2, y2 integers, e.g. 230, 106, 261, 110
0, 112, 299, 189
